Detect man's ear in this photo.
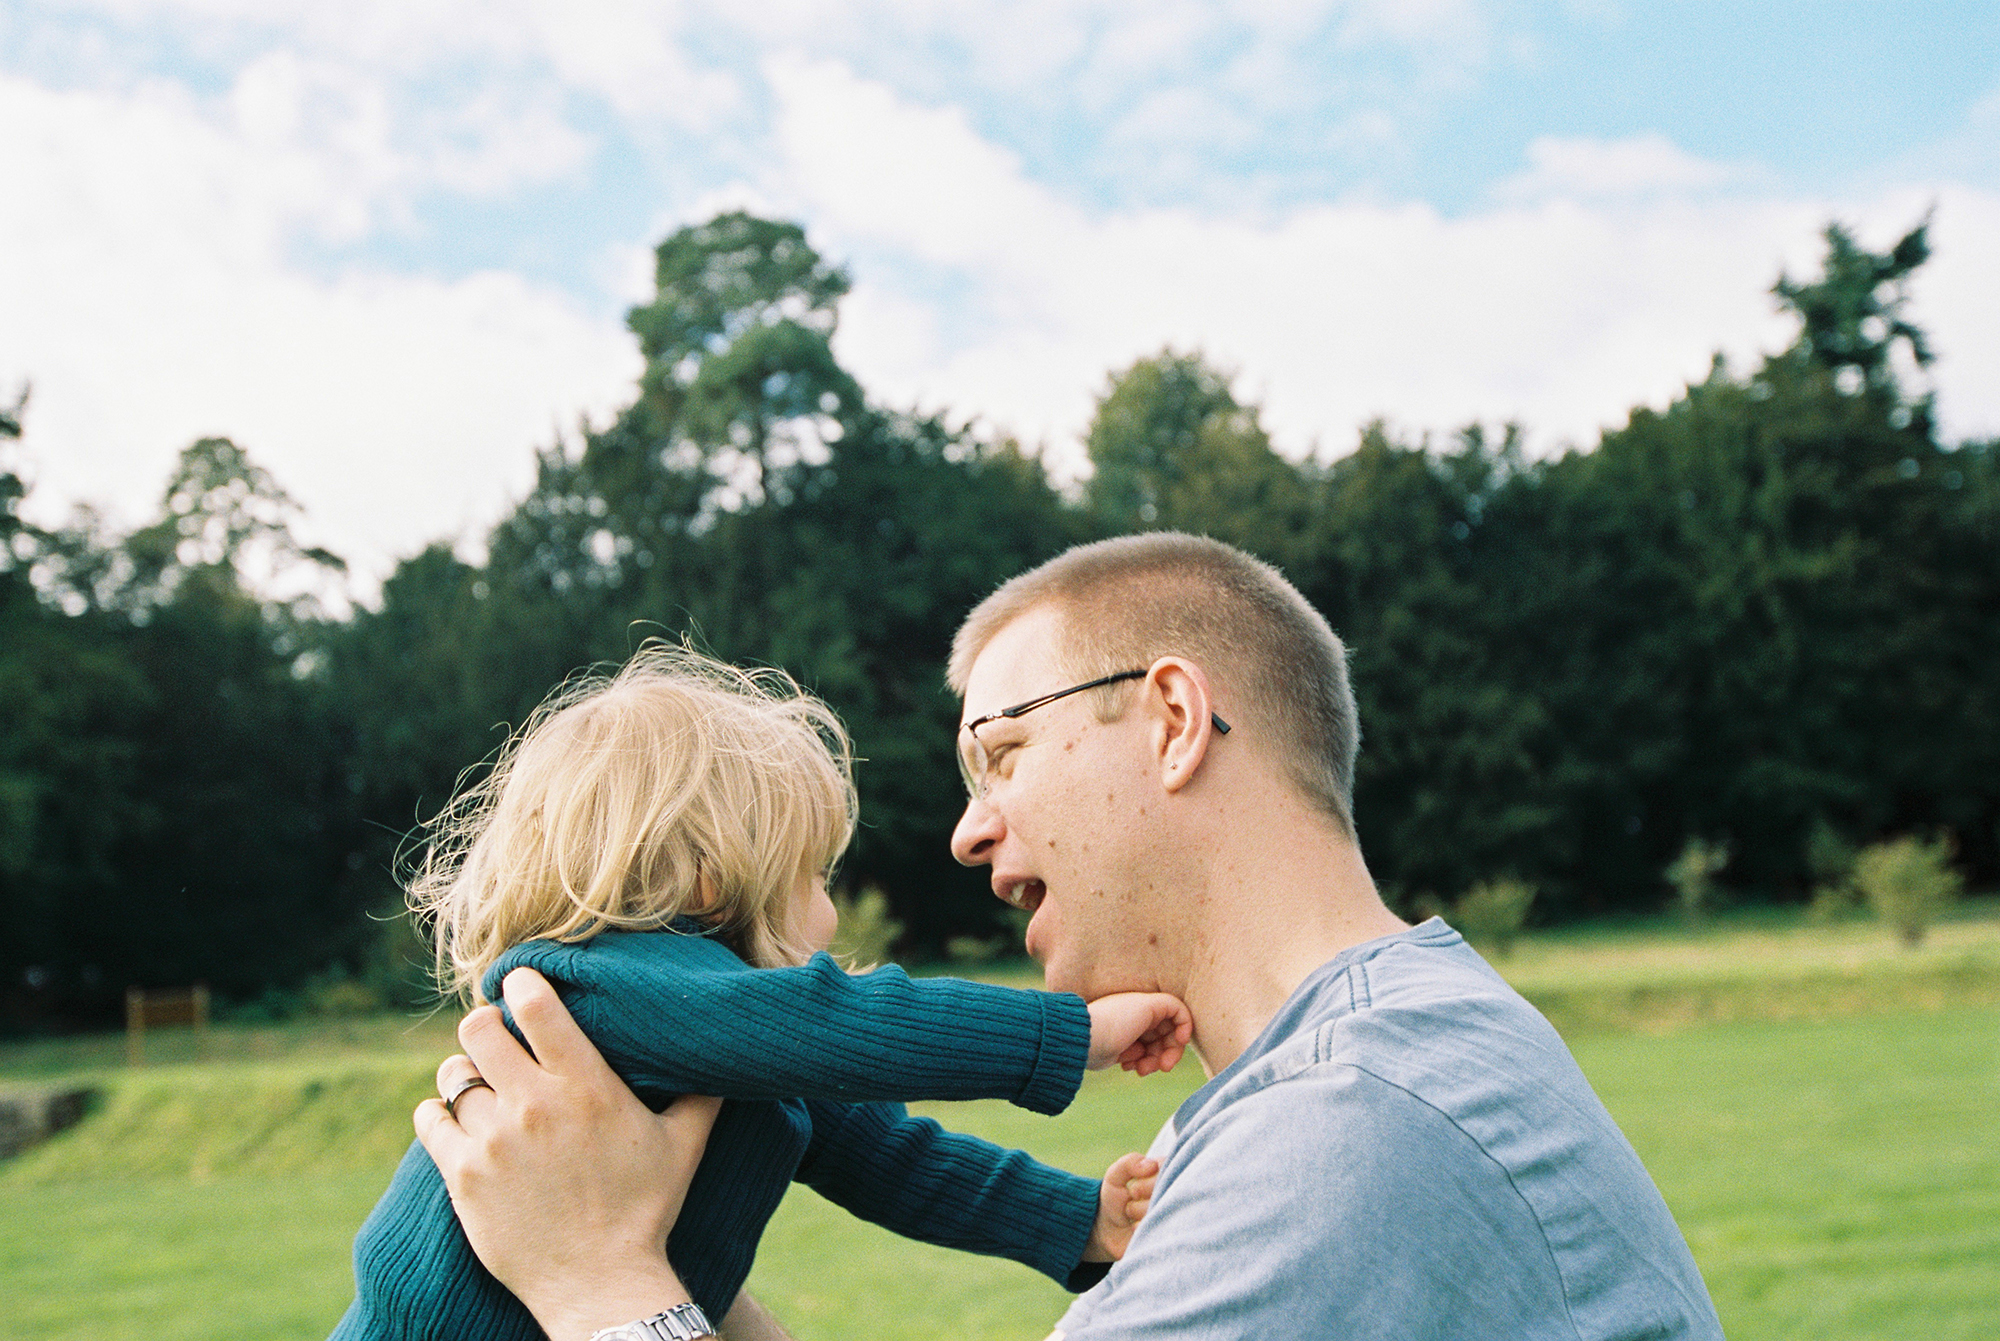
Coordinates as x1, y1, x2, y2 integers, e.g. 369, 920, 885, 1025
1148, 658, 1220, 794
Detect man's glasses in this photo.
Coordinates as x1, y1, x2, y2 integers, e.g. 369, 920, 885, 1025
956, 669, 1231, 799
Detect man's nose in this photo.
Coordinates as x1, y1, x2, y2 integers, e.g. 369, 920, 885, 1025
950, 796, 1002, 866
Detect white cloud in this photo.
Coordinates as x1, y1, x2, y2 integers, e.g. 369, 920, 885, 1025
0, 69, 640, 589
9, 2, 1998, 602
1499, 134, 1768, 203
767, 63, 2000, 474
763, 54, 1078, 280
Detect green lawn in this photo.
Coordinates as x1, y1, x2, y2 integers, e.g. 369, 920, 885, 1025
4, 909, 1997, 1339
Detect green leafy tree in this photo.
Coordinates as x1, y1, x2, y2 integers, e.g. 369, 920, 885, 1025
1447, 217, 1997, 911
1773, 218, 1932, 408
1292, 422, 1554, 907
4, 432, 370, 1020
625, 211, 863, 512
1, 397, 153, 1021
1085, 350, 1312, 563
344, 214, 1079, 953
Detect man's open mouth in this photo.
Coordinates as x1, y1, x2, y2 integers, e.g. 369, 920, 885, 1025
1000, 880, 1046, 913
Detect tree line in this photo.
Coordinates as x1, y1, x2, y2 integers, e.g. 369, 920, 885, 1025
3, 212, 1994, 1026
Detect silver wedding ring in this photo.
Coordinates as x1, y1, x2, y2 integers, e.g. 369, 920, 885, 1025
444, 1073, 493, 1120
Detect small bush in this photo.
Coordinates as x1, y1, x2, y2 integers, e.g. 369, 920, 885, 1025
1852, 834, 1962, 948
830, 885, 903, 969
1453, 879, 1536, 958
945, 935, 1005, 966
1666, 838, 1729, 926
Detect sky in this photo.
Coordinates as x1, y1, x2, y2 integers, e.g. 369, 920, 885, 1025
4, 0, 1998, 593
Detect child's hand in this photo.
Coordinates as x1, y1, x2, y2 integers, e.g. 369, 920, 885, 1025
1084, 1152, 1159, 1262
1085, 992, 1192, 1074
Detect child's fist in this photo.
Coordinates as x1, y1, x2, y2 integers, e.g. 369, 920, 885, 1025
1084, 1152, 1160, 1262
1085, 992, 1192, 1074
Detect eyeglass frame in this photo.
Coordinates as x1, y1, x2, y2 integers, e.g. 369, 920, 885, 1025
956, 668, 1232, 799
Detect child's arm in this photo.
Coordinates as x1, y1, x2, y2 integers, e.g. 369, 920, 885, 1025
494, 939, 1187, 1117
791, 1097, 1109, 1288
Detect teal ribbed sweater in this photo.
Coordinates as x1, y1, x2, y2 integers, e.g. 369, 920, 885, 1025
331, 928, 1098, 1339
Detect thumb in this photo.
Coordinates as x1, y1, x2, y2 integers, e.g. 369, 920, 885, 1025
654, 1093, 723, 1149
647, 1094, 724, 1226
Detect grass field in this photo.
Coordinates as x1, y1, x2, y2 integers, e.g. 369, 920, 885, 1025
4, 904, 1997, 1339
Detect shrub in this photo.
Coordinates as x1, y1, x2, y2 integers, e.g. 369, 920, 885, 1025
1665, 838, 1729, 926
1453, 879, 1536, 958
830, 885, 903, 969
1852, 835, 1962, 948
945, 935, 1005, 965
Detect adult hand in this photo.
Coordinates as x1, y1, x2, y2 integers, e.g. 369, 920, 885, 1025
414, 967, 721, 1341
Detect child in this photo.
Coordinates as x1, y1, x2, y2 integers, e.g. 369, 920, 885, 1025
332, 645, 1187, 1339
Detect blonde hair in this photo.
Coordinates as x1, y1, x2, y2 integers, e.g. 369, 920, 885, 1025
950, 533, 1360, 836
411, 643, 857, 1003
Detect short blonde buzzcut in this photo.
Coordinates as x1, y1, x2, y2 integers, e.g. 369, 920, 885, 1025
411, 642, 857, 1003
949, 533, 1360, 836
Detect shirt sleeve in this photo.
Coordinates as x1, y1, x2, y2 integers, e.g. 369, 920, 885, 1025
793, 1097, 1100, 1287
1057, 1065, 1574, 1341
492, 939, 1092, 1115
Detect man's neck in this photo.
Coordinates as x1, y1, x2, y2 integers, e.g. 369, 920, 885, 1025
1173, 822, 1406, 1075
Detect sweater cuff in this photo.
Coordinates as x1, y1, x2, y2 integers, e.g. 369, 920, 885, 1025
1016, 991, 1090, 1115
1033, 1166, 1103, 1287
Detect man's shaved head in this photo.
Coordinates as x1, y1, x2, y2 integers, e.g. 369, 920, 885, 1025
951, 533, 1360, 836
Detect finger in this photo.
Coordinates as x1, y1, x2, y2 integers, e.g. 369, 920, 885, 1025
649, 1093, 724, 1221
414, 1096, 468, 1164
436, 1052, 481, 1099
1105, 1151, 1148, 1178
458, 1002, 539, 1090
1125, 1192, 1152, 1221
501, 968, 609, 1080
436, 1051, 500, 1124
1127, 1174, 1157, 1200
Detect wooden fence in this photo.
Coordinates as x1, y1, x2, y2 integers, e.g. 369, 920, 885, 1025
125, 985, 210, 1066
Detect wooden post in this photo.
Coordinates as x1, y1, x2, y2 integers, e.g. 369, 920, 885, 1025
193, 983, 210, 1058
125, 986, 210, 1066
126, 986, 145, 1068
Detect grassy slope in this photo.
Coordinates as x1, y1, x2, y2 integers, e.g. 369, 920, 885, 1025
4, 907, 1997, 1340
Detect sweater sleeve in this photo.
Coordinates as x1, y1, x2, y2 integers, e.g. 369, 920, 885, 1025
793, 1097, 1100, 1287
488, 937, 1091, 1116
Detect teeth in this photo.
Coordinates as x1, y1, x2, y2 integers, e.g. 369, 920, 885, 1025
1006, 882, 1029, 909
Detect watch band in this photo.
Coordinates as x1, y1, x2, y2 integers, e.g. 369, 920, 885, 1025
587, 1301, 715, 1341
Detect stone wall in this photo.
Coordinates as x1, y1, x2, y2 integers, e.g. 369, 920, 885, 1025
0, 1084, 96, 1159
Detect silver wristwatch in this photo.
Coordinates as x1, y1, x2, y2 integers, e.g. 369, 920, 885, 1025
587, 1302, 715, 1341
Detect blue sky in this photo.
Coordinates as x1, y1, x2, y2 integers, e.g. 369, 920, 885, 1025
3, 0, 1996, 587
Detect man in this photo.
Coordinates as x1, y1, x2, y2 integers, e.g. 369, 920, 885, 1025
422, 533, 1724, 1340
